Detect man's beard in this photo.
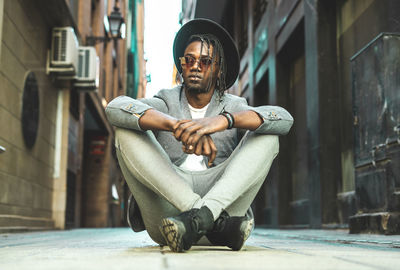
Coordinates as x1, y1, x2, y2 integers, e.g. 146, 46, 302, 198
185, 82, 211, 94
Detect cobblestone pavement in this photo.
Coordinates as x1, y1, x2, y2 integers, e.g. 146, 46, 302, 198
1, 228, 399, 270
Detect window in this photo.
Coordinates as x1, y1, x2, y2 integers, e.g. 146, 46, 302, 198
21, 72, 40, 149
253, 0, 268, 30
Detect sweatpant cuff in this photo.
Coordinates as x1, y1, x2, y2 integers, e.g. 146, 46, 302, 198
202, 201, 222, 221
192, 198, 205, 210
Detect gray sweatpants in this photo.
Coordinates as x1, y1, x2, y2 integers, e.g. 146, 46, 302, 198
115, 128, 279, 245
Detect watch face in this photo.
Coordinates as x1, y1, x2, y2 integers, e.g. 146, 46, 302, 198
22, 72, 40, 149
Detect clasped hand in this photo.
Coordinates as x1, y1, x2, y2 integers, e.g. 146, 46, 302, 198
172, 115, 229, 166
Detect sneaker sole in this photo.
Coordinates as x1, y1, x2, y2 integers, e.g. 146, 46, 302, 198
242, 218, 254, 241
231, 218, 254, 251
159, 218, 186, 252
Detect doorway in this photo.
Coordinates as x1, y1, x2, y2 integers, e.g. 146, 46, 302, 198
276, 20, 309, 226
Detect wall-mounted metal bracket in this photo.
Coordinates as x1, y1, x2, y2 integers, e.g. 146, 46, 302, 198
86, 36, 110, 46
371, 143, 387, 167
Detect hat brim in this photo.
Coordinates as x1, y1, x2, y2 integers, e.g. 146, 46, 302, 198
173, 18, 239, 89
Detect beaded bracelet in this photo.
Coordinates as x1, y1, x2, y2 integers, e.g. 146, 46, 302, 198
219, 111, 235, 129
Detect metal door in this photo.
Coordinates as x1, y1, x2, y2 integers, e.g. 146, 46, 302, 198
351, 33, 400, 234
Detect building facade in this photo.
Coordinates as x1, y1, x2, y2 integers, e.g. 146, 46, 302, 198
183, 0, 400, 233
0, 0, 146, 232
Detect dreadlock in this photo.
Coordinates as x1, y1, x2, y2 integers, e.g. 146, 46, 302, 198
183, 34, 227, 100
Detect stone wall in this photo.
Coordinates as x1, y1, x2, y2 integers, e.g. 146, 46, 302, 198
0, 0, 59, 231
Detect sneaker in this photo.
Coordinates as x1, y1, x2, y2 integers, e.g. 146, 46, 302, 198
127, 194, 146, 232
160, 206, 214, 252
206, 211, 254, 251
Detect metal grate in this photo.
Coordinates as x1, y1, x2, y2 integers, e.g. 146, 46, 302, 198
53, 32, 60, 61
22, 72, 39, 149
78, 52, 84, 77
61, 30, 67, 61
84, 49, 90, 77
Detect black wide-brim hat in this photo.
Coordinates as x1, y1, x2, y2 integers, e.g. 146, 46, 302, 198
173, 18, 240, 89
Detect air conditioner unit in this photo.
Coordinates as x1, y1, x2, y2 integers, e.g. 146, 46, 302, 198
49, 27, 79, 75
74, 46, 100, 91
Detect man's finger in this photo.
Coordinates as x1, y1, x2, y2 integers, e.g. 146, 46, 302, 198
186, 130, 204, 148
173, 119, 190, 131
202, 136, 210, 156
194, 138, 203, 155
207, 136, 217, 166
182, 144, 195, 154
182, 145, 189, 153
180, 125, 202, 145
174, 121, 195, 140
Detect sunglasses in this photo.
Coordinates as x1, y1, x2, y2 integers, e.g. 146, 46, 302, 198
179, 55, 216, 69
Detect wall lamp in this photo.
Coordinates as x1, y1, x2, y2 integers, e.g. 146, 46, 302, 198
87, 5, 126, 45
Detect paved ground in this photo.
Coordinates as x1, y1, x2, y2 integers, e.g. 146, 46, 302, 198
1, 228, 400, 270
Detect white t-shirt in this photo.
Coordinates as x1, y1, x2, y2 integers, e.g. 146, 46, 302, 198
179, 103, 210, 171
